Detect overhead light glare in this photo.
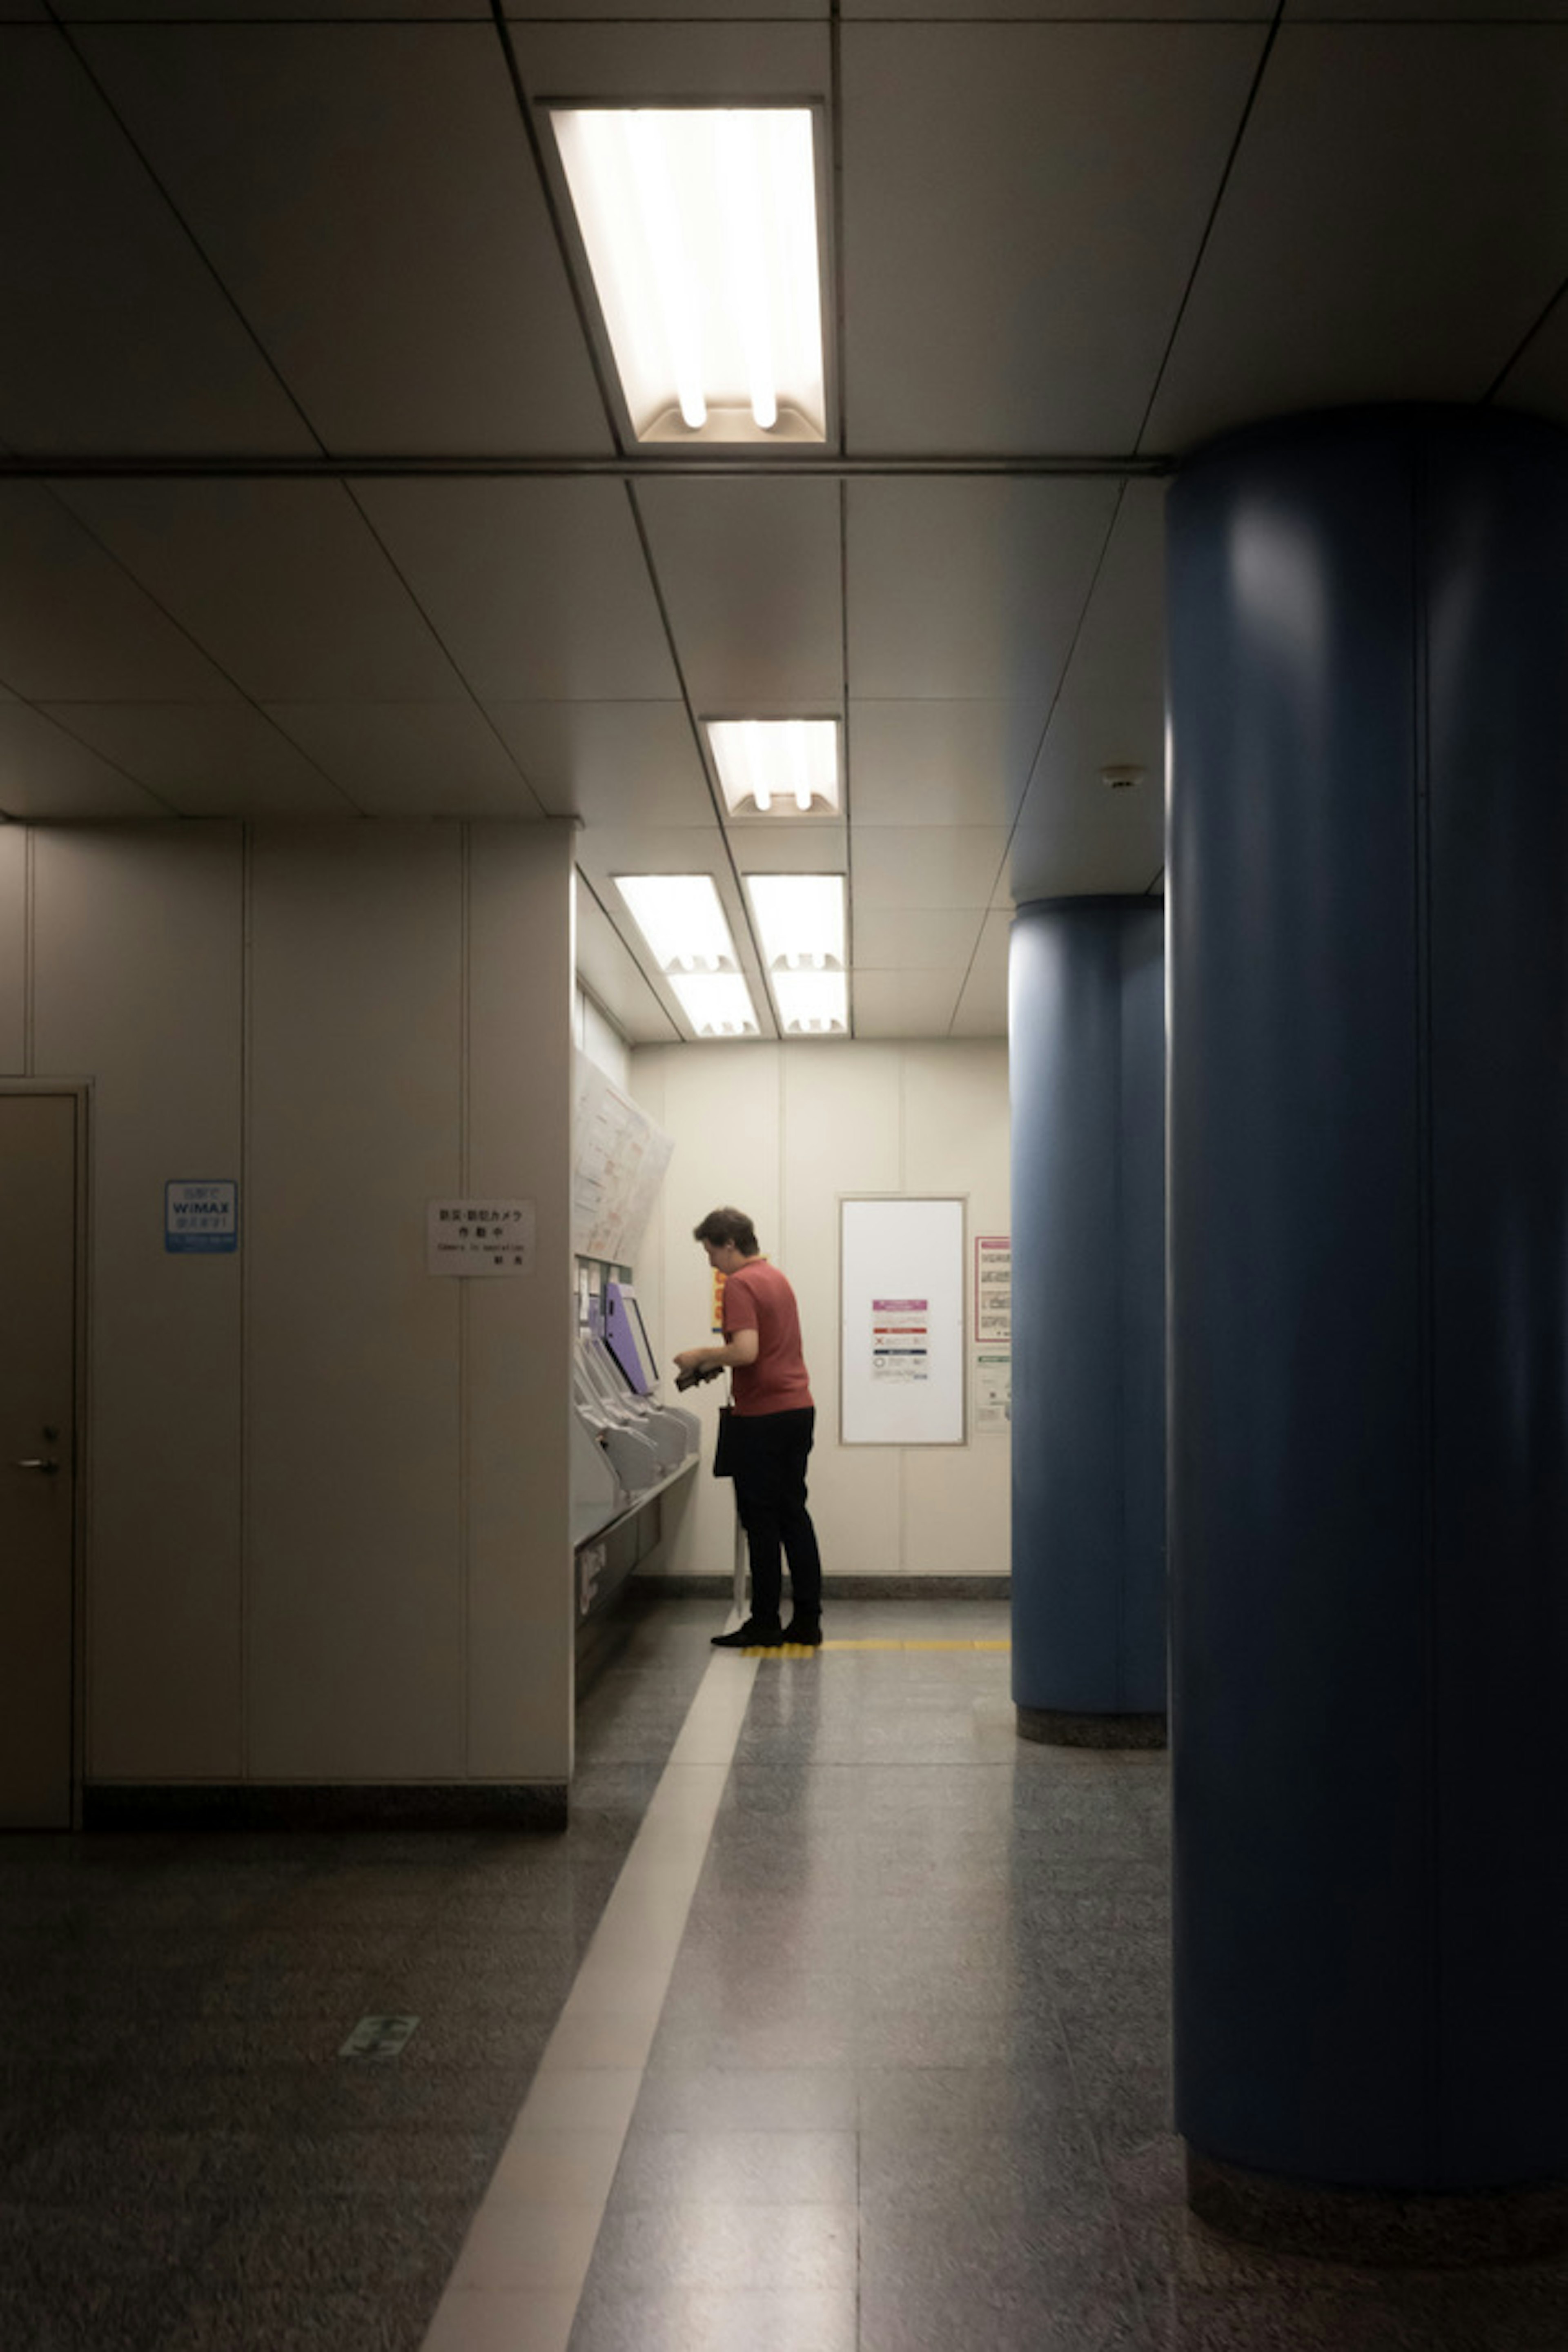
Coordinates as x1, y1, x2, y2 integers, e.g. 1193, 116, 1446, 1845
552, 107, 826, 444
746, 873, 848, 1031
669, 971, 762, 1038
771, 967, 848, 1036
708, 719, 840, 817
615, 873, 737, 975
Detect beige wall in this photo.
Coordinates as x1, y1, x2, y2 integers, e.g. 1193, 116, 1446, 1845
630, 1038, 1011, 1585
1, 818, 575, 1789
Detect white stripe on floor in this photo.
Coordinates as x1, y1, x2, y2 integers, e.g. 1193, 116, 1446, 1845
420, 1642, 760, 2352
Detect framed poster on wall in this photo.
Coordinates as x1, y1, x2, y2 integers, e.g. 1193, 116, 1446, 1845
840, 1196, 966, 1446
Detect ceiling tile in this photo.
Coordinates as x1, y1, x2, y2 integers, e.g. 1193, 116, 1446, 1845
0, 484, 237, 701
840, 24, 1265, 450
852, 968, 962, 1038
847, 479, 1119, 704
730, 824, 847, 876
76, 25, 611, 456
64, 0, 483, 15
36, 702, 354, 816
486, 702, 709, 827
853, 906, 987, 971
353, 481, 678, 701
1144, 25, 1568, 452
950, 961, 1007, 1040
575, 875, 679, 1046
1007, 479, 1165, 884
635, 480, 844, 713
1285, 0, 1568, 15
514, 22, 832, 105
1502, 308, 1568, 430
57, 481, 465, 702
0, 703, 168, 819
1007, 810, 1165, 906
263, 703, 544, 817
849, 701, 1041, 828
851, 826, 1009, 910
512, 0, 822, 20
849, 0, 1262, 13
0, 28, 316, 454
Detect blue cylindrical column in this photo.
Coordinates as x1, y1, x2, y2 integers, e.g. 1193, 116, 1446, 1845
1169, 408, 1568, 2261
1010, 897, 1166, 1746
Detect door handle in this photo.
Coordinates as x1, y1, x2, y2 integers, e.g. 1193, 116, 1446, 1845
14, 1459, 60, 1475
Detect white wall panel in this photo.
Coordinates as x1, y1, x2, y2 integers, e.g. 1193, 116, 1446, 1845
902, 1045, 1010, 1570
0, 827, 24, 1073
633, 1037, 1009, 1585
246, 824, 464, 1779
782, 1044, 902, 1576
653, 1043, 781, 1582
32, 825, 245, 1776
466, 825, 575, 1781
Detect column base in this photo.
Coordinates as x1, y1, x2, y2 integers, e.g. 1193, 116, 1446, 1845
1015, 1704, 1167, 1750
1187, 2145, 1568, 2267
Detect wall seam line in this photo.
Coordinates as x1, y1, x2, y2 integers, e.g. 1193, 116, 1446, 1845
239, 824, 253, 1783
459, 824, 472, 1783
23, 826, 35, 1078
1412, 433, 1442, 2182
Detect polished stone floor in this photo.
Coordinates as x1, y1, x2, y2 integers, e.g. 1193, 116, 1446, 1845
5, 1596, 1568, 2349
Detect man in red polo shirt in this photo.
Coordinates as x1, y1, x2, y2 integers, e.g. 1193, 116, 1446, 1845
673, 1205, 824, 1651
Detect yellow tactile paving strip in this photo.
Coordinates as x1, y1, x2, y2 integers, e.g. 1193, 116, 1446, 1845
748, 1638, 1012, 1657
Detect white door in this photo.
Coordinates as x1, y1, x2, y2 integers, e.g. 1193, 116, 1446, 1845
0, 1094, 77, 1827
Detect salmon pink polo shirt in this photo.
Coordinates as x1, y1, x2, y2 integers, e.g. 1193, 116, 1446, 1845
722, 1258, 814, 1417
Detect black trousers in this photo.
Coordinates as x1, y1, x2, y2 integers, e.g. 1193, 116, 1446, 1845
730, 1406, 823, 1626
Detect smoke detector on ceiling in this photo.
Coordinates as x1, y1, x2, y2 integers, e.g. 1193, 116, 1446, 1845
1100, 764, 1145, 791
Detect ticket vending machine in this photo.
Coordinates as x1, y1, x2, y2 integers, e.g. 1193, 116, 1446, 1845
572, 1264, 699, 1572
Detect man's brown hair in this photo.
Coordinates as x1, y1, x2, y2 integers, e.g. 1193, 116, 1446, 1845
693, 1206, 759, 1256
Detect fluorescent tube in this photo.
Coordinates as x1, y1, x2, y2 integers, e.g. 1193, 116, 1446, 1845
668, 971, 761, 1037
707, 719, 840, 817
771, 967, 848, 1035
552, 107, 826, 444
615, 873, 737, 973
745, 872, 846, 971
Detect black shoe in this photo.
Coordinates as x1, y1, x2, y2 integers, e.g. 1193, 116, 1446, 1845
712, 1618, 784, 1650
783, 1620, 822, 1647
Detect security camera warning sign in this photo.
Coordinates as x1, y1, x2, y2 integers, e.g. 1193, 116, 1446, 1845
427, 1199, 536, 1278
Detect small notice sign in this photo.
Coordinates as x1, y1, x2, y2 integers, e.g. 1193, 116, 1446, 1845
166, 1180, 238, 1254
872, 1297, 930, 1383
973, 1349, 1012, 1433
427, 1199, 536, 1278
975, 1235, 1012, 1342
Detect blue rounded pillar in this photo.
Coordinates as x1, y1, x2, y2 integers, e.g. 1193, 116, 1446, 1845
1169, 408, 1568, 2260
1009, 896, 1166, 1746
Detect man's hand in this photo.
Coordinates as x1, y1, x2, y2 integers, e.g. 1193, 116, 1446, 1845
673, 1349, 706, 1374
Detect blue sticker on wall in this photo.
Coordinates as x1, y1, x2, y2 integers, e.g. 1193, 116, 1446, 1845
166, 1179, 238, 1254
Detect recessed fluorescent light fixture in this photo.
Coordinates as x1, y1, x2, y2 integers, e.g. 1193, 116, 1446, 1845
745, 872, 848, 1035
551, 108, 826, 444
614, 873, 761, 1038
615, 872, 737, 973
708, 719, 840, 817
668, 971, 762, 1038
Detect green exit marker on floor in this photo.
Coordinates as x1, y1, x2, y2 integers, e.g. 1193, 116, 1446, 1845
340, 2014, 419, 2060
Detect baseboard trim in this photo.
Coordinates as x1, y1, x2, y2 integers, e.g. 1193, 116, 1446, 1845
647, 1574, 1011, 1601
82, 1782, 570, 1833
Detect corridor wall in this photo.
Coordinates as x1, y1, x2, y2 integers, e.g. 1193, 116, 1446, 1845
0, 819, 576, 1804
630, 1038, 1011, 1585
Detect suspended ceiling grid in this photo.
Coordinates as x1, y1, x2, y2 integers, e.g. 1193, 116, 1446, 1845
3, 8, 1568, 1042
